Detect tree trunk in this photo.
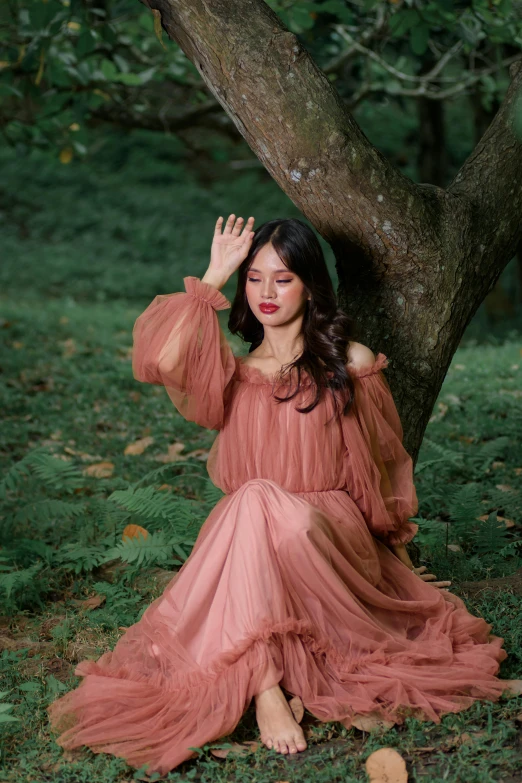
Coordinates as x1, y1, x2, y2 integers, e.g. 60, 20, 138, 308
140, 0, 522, 461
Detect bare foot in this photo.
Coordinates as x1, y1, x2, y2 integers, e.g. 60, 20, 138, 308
503, 679, 522, 696
255, 684, 307, 755
352, 713, 395, 732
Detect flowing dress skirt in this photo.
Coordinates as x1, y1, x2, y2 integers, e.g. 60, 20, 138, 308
47, 479, 509, 776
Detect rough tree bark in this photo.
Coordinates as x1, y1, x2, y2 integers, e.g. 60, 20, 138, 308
139, 0, 522, 461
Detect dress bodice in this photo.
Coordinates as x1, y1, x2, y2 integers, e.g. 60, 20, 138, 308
206, 357, 348, 494
131, 276, 419, 546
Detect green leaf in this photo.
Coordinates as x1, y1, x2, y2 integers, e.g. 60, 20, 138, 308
113, 72, 143, 86
18, 681, 40, 692
287, 6, 317, 33
410, 23, 430, 55
113, 54, 130, 74
319, 0, 354, 23
77, 30, 97, 58
389, 9, 419, 38
100, 59, 118, 81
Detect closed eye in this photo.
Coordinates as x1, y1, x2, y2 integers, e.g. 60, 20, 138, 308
247, 278, 292, 283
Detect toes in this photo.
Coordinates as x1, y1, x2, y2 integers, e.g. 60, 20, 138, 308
288, 741, 298, 754
279, 741, 289, 754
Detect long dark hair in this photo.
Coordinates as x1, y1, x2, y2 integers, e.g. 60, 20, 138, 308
228, 218, 358, 416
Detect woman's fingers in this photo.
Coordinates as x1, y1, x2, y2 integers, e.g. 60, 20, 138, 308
413, 566, 452, 589
241, 216, 255, 238
216, 213, 237, 236
215, 214, 255, 240
231, 216, 244, 236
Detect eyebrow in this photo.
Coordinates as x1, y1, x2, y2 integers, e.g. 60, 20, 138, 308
248, 268, 292, 274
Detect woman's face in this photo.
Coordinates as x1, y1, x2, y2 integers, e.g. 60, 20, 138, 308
245, 243, 310, 327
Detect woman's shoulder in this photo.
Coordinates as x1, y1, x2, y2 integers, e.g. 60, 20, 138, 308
346, 342, 389, 378
346, 341, 376, 371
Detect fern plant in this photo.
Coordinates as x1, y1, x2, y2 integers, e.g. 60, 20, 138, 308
0, 446, 212, 612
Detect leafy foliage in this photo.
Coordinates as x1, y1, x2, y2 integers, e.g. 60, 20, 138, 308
1, 0, 520, 156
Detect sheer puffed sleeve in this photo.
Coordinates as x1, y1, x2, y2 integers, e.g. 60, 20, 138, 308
343, 353, 419, 546
132, 276, 236, 431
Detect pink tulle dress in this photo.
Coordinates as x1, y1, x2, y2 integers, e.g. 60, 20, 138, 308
47, 276, 510, 775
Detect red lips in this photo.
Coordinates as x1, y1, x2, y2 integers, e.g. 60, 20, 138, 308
259, 304, 280, 313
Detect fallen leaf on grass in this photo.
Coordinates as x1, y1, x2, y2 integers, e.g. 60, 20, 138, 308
495, 484, 518, 493
72, 594, 106, 611
124, 436, 154, 455
365, 747, 408, 783
82, 461, 114, 478
154, 442, 185, 463
210, 741, 260, 759
444, 730, 488, 748
289, 695, 304, 723
185, 449, 210, 461
122, 524, 149, 542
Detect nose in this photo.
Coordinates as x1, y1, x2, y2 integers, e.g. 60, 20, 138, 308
261, 279, 276, 299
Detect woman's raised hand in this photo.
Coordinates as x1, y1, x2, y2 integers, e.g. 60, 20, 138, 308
203, 215, 255, 290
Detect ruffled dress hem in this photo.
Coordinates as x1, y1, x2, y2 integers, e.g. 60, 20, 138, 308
48, 612, 510, 776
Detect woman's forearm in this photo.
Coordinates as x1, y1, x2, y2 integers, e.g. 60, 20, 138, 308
201, 269, 229, 291
389, 542, 415, 570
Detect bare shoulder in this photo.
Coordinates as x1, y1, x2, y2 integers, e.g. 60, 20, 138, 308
346, 341, 376, 372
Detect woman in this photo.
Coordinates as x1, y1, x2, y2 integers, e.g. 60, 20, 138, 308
48, 215, 519, 776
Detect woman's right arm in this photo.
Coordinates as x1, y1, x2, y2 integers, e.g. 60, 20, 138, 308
131, 214, 256, 431
132, 276, 236, 430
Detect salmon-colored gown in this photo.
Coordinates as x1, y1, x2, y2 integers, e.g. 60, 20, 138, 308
47, 276, 510, 775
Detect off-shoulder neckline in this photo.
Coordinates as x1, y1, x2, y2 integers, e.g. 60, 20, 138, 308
234, 353, 389, 385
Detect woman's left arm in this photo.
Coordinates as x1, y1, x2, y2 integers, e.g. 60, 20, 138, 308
343, 354, 419, 546
343, 352, 451, 589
